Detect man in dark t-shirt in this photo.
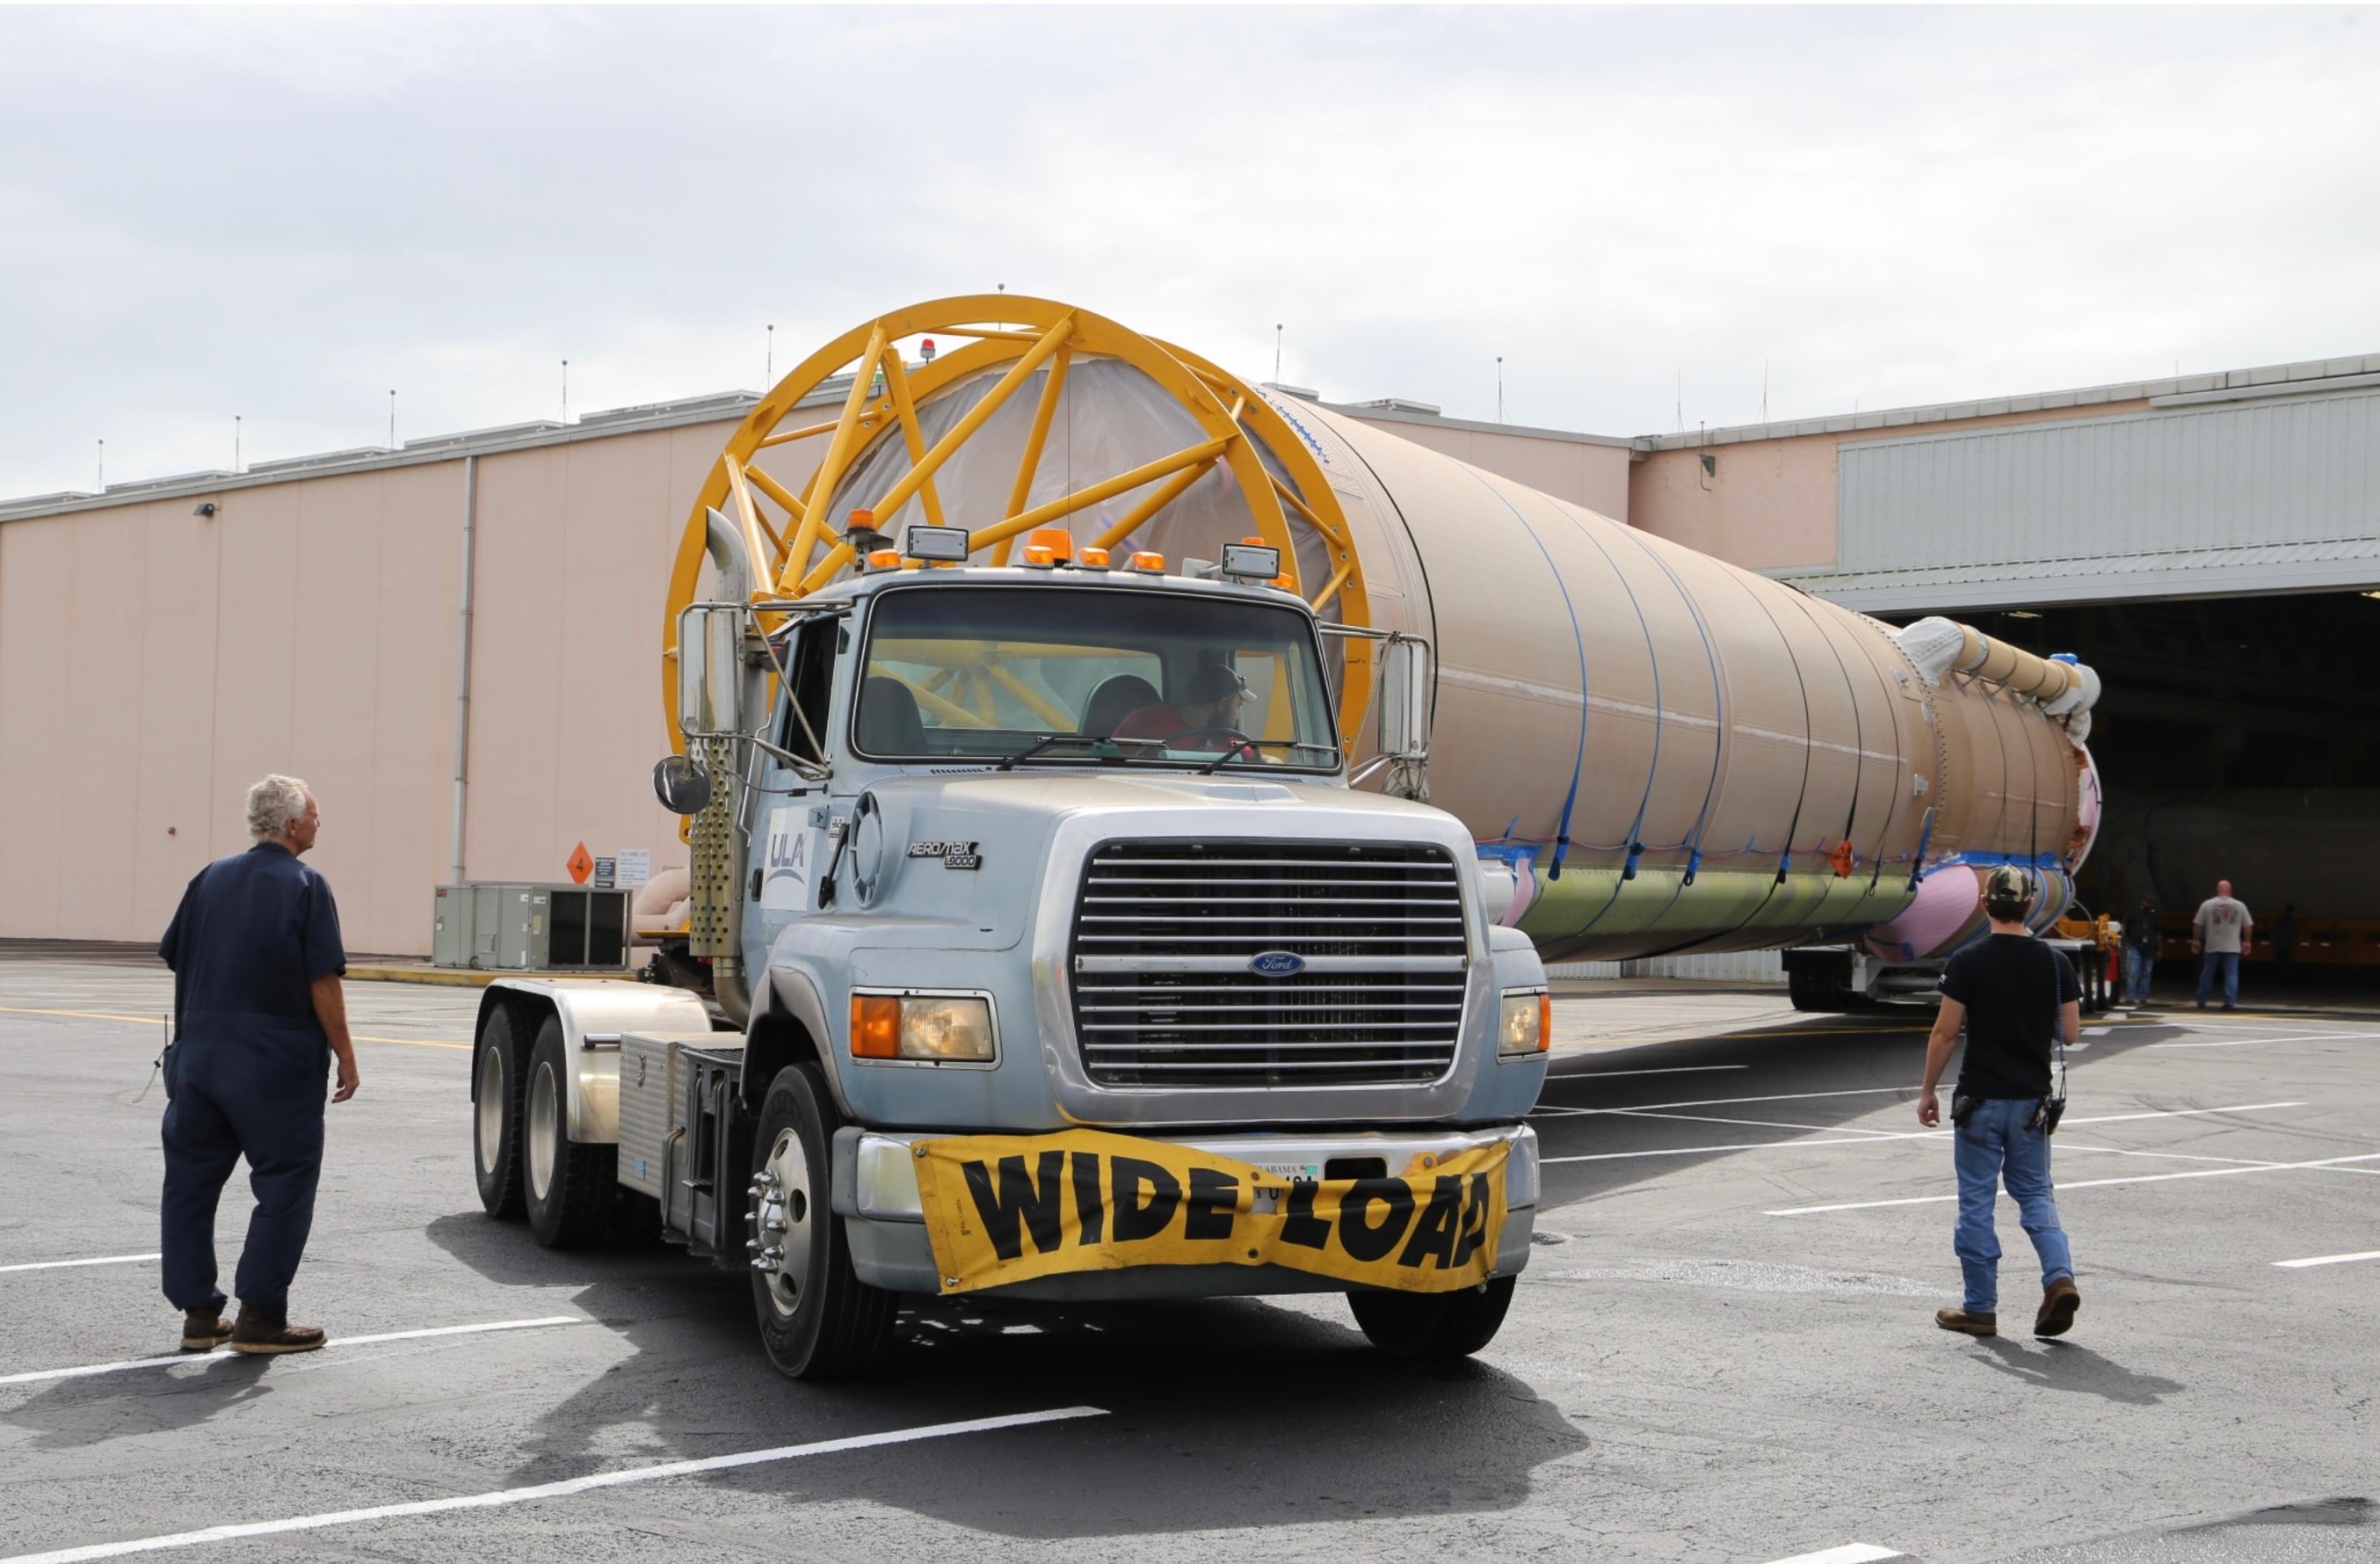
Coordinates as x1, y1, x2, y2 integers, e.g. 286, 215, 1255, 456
1917, 865, 2083, 1340
157, 775, 359, 1357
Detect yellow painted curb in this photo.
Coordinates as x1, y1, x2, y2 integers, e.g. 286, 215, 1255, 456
345, 965, 639, 988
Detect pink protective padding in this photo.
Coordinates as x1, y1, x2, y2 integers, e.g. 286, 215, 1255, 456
2070, 748, 2103, 873
1865, 864, 1983, 963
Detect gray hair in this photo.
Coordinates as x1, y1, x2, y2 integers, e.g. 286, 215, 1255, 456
246, 775, 312, 840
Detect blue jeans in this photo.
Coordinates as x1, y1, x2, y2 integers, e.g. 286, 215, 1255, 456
1953, 1098, 2073, 1314
2122, 946, 2154, 1003
2197, 950, 2239, 1006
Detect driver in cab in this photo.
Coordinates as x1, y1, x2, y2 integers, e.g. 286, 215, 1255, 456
1113, 664, 1253, 753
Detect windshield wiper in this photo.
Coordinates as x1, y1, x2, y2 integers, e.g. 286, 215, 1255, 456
994, 734, 1119, 771
1195, 738, 1338, 775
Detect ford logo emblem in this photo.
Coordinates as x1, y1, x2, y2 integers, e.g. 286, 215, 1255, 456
1249, 950, 1305, 977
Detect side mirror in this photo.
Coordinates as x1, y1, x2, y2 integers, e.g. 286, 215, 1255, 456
678, 604, 745, 738
652, 754, 714, 816
1377, 635, 1431, 760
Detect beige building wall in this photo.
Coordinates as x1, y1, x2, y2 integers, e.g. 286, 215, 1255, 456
0, 368, 2214, 957
1333, 411, 1633, 522
0, 418, 811, 955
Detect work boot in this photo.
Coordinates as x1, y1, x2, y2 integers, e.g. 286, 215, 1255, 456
2035, 1277, 2082, 1338
178, 1308, 234, 1353
1935, 1307, 1997, 1336
228, 1306, 327, 1356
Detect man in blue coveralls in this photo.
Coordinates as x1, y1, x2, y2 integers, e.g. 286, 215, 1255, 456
158, 775, 360, 1355
1916, 865, 2083, 1340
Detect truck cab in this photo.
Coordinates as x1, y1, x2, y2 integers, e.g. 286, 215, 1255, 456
469, 529, 1550, 1378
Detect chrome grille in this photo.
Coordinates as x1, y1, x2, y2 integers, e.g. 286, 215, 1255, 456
1069, 841, 1467, 1088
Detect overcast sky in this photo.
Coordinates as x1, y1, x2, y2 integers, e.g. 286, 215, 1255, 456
4, 4, 2376, 497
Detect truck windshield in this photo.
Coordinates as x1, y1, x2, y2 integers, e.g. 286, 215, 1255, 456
853, 585, 1339, 771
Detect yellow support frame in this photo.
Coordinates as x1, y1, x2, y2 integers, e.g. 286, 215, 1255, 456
664, 295, 1371, 748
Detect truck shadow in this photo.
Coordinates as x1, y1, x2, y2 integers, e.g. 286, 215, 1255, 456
424, 1211, 1589, 1537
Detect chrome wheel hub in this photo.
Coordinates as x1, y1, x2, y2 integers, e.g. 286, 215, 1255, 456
526, 1061, 559, 1201
475, 1044, 504, 1170
749, 1129, 815, 1318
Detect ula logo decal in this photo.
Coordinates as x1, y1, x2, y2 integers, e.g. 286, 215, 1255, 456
1249, 950, 1305, 977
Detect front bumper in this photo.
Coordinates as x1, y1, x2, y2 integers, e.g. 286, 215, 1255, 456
830, 1123, 1538, 1299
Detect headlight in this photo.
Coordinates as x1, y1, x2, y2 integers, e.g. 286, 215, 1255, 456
1498, 989, 1551, 1056
850, 993, 997, 1062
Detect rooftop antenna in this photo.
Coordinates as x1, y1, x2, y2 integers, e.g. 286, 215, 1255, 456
97, 437, 105, 489
1762, 360, 1770, 422
561, 359, 570, 423
234, 415, 242, 474
388, 389, 396, 449
1675, 371, 1683, 433
766, 324, 773, 385
1498, 356, 1505, 423
1274, 324, 1283, 383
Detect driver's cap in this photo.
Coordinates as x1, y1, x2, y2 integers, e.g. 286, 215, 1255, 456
1184, 663, 1250, 703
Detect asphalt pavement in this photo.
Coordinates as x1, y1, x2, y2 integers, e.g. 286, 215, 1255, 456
1, 956, 2372, 1564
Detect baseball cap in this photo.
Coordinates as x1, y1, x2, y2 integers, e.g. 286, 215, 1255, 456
1985, 864, 2035, 913
1184, 663, 1251, 704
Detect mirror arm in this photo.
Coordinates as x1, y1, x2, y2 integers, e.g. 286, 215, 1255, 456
751, 632, 831, 774
742, 730, 831, 782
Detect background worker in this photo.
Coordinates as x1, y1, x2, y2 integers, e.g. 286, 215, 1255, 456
156, 775, 359, 1357
2121, 894, 2160, 1005
1918, 865, 2083, 1340
2190, 878, 2253, 1011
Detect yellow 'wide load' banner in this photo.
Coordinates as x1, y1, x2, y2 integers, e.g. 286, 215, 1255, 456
912, 1129, 1508, 1296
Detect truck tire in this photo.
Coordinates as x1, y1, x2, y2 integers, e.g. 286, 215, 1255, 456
473, 1005, 528, 1219
1789, 962, 1852, 1014
748, 1064, 896, 1379
523, 1015, 618, 1248
1347, 1276, 1516, 1359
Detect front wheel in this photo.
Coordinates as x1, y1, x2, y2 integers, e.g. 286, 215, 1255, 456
748, 1065, 896, 1379
1348, 1277, 1516, 1359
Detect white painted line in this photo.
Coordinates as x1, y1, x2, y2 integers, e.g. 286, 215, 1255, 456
2071, 1100, 2304, 1126
1545, 1101, 2310, 1165
1606, 1109, 1909, 1138
1760, 1546, 1905, 1564
0, 1315, 585, 1388
2150, 1029, 2380, 1051
0, 1254, 157, 1277
2274, 1249, 2380, 1269
2082, 1026, 2111, 1037
1558, 1065, 1750, 1080
1542, 1086, 1906, 1115
3, 1405, 1108, 1563
1767, 1152, 2380, 1215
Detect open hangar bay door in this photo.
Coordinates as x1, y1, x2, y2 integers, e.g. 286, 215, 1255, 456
1880, 590, 2380, 993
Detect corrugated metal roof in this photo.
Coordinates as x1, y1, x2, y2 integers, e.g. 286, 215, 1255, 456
1783, 538, 2380, 613
1634, 351, 2380, 452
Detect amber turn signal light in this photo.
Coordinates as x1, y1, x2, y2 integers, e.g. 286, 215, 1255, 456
851, 994, 901, 1058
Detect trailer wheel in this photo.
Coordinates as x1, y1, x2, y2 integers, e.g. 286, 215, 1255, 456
1347, 1276, 1516, 1359
748, 1064, 896, 1379
473, 1006, 528, 1219
523, 1015, 618, 1248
